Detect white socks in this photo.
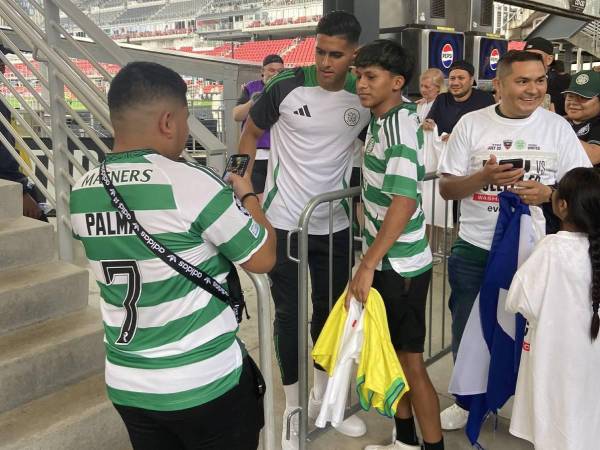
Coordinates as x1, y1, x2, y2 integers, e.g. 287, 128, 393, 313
283, 382, 299, 410
313, 368, 329, 401
283, 369, 329, 409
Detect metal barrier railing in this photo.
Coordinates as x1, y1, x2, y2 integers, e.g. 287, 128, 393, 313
244, 271, 276, 450
290, 173, 454, 449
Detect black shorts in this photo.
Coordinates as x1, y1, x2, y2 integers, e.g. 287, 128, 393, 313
114, 356, 264, 450
372, 268, 432, 353
251, 159, 268, 194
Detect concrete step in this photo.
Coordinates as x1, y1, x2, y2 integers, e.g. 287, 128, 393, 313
0, 308, 105, 414
0, 373, 131, 450
0, 262, 89, 335
0, 180, 22, 219
0, 216, 56, 271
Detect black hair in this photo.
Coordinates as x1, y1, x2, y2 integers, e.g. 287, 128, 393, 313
497, 50, 545, 78
354, 39, 414, 86
108, 62, 187, 118
315, 10, 361, 44
556, 167, 600, 340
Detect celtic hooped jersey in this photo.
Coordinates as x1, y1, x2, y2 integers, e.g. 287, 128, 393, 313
361, 103, 432, 277
70, 150, 267, 411
250, 65, 370, 234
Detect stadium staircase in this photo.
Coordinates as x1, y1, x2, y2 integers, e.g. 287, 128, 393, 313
0, 179, 130, 450
0, 0, 260, 448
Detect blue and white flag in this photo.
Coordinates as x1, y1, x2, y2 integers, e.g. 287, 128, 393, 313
448, 192, 544, 446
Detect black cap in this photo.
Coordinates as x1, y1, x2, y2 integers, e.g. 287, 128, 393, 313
525, 37, 554, 56
262, 54, 284, 67
449, 60, 475, 77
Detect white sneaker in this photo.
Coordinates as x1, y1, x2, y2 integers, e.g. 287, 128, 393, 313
281, 407, 300, 450
440, 403, 469, 430
364, 440, 421, 450
307, 388, 367, 437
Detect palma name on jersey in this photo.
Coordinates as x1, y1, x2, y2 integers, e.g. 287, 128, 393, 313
85, 211, 135, 236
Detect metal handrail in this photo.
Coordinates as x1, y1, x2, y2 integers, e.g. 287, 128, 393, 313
0, 0, 249, 260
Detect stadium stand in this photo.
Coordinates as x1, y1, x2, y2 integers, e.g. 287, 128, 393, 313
153, 0, 199, 21
113, 4, 164, 24
284, 36, 315, 66
230, 39, 293, 62
92, 10, 125, 25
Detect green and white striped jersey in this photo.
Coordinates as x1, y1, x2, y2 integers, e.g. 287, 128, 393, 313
70, 150, 267, 411
361, 103, 432, 277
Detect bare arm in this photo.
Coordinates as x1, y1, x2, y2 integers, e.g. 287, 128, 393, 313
229, 174, 276, 273
581, 140, 600, 165
238, 115, 265, 177
439, 154, 524, 201
346, 195, 416, 305
233, 100, 253, 122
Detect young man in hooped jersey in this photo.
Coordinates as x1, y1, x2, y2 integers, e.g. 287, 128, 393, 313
437, 50, 591, 432
237, 10, 370, 450
348, 39, 443, 450
70, 62, 276, 449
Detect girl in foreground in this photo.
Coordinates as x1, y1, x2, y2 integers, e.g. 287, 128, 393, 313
506, 167, 600, 450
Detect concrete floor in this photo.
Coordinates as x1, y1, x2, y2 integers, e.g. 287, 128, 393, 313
81, 244, 533, 450
234, 266, 534, 450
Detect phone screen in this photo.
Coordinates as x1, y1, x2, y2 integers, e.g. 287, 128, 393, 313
223, 154, 250, 179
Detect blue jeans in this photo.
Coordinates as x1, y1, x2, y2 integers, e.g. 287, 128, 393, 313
447, 252, 487, 361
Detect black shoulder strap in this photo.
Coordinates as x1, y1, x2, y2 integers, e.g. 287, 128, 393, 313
98, 161, 231, 304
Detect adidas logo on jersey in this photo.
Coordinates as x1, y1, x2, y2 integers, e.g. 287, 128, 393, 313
293, 105, 311, 117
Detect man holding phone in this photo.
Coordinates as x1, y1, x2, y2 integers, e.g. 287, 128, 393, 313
436, 50, 591, 431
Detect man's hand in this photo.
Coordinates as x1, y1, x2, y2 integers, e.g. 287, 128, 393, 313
441, 133, 450, 142
481, 154, 524, 186
345, 262, 375, 309
509, 180, 552, 205
22, 193, 42, 219
422, 118, 436, 131
227, 173, 254, 199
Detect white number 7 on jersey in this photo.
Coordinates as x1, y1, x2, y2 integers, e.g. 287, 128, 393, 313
101, 260, 142, 345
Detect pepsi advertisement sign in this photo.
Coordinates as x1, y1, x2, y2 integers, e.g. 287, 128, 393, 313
478, 38, 508, 80
428, 31, 464, 77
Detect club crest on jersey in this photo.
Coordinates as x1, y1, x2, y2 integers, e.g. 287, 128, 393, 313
503, 139, 513, 150
577, 123, 591, 137
344, 108, 360, 126
365, 137, 376, 154
515, 139, 526, 150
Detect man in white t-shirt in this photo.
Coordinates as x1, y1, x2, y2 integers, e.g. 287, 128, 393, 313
436, 50, 591, 431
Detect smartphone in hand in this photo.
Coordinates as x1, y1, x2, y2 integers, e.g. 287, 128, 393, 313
223, 154, 250, 180
499, 158, 525, 184
499, 158, 524, 169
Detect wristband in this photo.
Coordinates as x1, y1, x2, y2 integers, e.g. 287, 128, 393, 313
240, 192, 258, 205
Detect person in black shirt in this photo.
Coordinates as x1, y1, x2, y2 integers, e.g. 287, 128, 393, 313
0, 51, 44, 219
564, 69, 600, 167
424, 60, 495, 139
524, 37, 570, 116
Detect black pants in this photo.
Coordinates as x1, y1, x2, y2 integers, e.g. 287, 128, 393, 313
114, 357, 264, 450
270, 228, 351, 385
